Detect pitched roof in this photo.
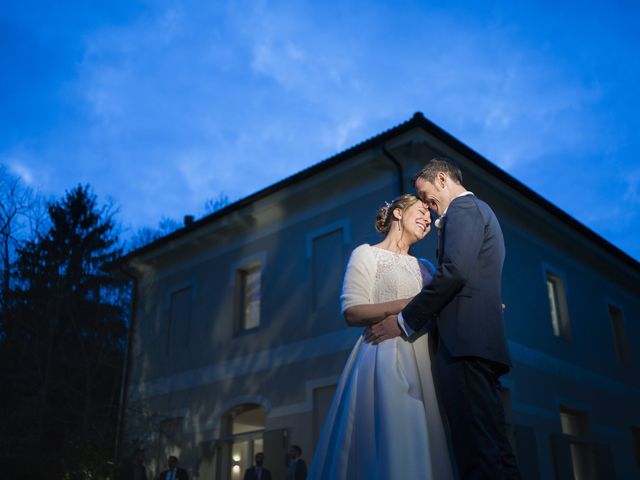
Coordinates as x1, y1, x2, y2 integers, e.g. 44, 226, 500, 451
113, 112, 639, 271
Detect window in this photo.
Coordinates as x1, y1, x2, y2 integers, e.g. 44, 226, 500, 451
560, 407, 590, 438
236, 264, 261, 332
313, 384, 337, 450
608, 303, 630, 366
560, 406, 596, 479
167, 287, 192, 355
546, 271, 571, 340
312, 229, 343, 312
632, 426, 640, 466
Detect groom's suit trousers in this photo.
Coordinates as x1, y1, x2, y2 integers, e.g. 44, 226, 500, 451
432, 338, 520, 480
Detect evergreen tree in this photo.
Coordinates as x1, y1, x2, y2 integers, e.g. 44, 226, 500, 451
0, 185, 128, 479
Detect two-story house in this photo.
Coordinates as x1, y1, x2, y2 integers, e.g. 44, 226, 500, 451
114, 112, 640, 480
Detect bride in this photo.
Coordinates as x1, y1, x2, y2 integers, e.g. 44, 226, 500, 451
308, 194, 454, 480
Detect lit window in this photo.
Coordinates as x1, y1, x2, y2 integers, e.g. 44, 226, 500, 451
546, 271, 571, 340
608, 304, 630, 367
560, 407, 589, 438
560, 406, 596, 478
237, 264, 261, 332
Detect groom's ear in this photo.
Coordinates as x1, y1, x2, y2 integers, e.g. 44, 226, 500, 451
436, 171, 448, 189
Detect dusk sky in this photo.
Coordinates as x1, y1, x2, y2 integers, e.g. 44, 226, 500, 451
2, 0, 639, 260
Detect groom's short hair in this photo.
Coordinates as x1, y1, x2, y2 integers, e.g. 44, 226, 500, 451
412, 157, 463, 185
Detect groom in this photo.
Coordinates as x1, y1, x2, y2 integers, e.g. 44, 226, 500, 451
365, 157, 520, 479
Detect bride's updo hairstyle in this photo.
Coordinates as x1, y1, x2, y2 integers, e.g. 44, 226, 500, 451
375, 194, 421, 235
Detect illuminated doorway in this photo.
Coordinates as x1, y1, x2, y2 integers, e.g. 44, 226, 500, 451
222, 404, 266, 480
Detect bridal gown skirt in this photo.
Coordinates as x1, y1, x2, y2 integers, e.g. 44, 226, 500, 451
309, 333, 454, 480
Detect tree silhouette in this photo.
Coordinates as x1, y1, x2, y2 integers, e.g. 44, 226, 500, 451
0, 184, 128, 479
0, 165, 46, 312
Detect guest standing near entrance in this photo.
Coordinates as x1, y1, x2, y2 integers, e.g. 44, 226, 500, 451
243, 453, 272, 480
157, 456, 189, 480
289, 445, 307, 480
121, 448, 148, 480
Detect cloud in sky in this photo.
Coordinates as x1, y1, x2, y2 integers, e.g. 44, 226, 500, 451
1, 0, 638, 259
8, 160, 36, 186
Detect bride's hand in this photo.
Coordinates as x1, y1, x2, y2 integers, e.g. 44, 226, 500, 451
364, 314, 402, 344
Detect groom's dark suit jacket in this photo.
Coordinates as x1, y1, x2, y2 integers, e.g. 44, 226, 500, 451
402, 194, 511, 369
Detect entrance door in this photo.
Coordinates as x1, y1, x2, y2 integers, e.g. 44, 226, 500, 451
231, 434, 264, 479
222, 404, 266, 480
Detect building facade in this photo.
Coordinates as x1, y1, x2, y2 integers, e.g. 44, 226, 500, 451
116, 113, 640, 479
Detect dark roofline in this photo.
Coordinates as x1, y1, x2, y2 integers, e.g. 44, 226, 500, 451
113, 112, 639, 271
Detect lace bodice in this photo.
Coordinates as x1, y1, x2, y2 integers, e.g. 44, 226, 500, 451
341, 244, 433, 311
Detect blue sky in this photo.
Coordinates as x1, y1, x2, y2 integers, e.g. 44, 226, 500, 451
2, 0, 639, 260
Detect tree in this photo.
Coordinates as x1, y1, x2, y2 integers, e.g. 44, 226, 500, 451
127, 192, 229, 251
204, 192, 229, 214
0, 165, 46, 312
0, 184, 128, 479
127, 215, 182, 251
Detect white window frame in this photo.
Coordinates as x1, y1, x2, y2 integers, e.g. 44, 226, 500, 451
543, 265, 572, 341
230, 252, 267, 336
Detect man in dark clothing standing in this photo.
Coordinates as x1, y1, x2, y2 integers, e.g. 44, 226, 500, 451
288, 445, 307, 480
243, 452, 272, 480
157, 456, 189, 480
121, 448, 148, 480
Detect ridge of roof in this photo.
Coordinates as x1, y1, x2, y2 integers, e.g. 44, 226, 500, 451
113, 112, 639, 272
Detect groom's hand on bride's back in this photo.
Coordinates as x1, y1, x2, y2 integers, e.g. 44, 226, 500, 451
364, 314, 402, 344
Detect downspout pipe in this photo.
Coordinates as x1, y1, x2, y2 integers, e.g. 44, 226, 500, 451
114, 264, 139, 460
381, 144, 405, 195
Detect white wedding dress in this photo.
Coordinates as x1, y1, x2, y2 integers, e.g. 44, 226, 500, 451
309, 244, 454, 480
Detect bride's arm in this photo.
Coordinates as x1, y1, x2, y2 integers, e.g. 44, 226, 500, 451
342, 245, 414, 327
344, 297, 412, 327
